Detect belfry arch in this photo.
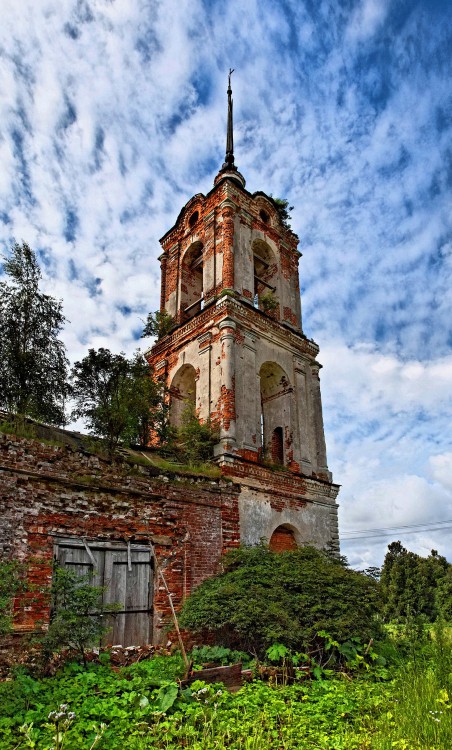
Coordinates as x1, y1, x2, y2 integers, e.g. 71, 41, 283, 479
169, 364, 197, 428
259, 362, 292, 464
180, 241, 203, 321
252, 239, 279, 314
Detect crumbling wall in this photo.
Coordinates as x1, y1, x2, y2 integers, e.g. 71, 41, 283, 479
0, 433, 240, 643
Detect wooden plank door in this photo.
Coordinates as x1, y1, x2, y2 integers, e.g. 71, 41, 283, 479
103, 548, 153, 646
55, 540, 153, 646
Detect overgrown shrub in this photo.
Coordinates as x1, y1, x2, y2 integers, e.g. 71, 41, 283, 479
42, 565, 119, 667
177, 402, 218, 465
180, 544, 381, 658
0, 560, 23, 635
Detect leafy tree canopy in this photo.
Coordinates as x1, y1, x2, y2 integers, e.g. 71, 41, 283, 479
380, 541, 451, 622
71, 348, 161, 453
0, 242, 70, 425
180, 544, 380, 657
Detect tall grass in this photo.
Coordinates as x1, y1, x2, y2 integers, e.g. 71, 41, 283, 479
373, 620, 452, 750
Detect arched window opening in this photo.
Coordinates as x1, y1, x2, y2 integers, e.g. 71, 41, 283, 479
260, 362, 290, 464
269, 525, 298, 552
259, 209, 269, 224
252, 240, 278, 314
189, 210, 199, 228
181, 242, 203, 321
169, 364, 197, 428
271, 427, 284, 464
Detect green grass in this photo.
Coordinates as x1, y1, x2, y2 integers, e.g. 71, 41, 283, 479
135, 452, 221, 479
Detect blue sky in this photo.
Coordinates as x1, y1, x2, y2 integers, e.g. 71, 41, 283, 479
1, 0, 451, 568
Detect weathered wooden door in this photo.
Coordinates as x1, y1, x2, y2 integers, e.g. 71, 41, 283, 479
55, 539, 153, 646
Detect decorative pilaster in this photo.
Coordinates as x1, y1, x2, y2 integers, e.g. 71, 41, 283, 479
218, 318, 237, 450
221, 202, 235, 290
310, 365, 330, 477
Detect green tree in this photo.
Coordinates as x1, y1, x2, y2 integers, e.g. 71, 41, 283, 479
436, 568, 452, 620
180, 544, 380, 657
71, 348, 169, 453
380, 541, 450, 622
43, 565, 119, 667
127, 351, 162, 448
0, 242, 70, 425
71, 348, 133, 454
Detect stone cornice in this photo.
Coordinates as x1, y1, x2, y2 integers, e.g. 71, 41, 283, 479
149, 297, 320, 362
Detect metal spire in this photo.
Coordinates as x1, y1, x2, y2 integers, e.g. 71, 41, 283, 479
223, 68, 235, 170
215, 68, 245, 187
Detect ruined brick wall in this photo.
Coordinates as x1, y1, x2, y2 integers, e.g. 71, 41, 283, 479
0, 433, 240, 643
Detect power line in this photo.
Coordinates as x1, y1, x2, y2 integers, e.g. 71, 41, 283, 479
342, 525, 452, 543
342, 518, 452, 537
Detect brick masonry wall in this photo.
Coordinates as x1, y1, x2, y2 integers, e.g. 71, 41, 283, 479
0, 433, 240, 642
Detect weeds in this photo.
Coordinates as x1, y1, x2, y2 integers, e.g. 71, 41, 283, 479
1, 627, 452, 749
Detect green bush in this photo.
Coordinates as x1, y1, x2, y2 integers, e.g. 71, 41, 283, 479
0, 560, 23, 635
179, 544, 381, 658
42, 566, 120, 668
177, 401, 218, 465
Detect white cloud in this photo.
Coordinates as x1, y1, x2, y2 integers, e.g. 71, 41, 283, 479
346, 0, 391, 42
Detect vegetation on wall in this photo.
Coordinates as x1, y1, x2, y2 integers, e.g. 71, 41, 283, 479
259, 290, 279, 315
141, 310, 174, 339
0, 560, 23, 636
177, 402, 218, 465
271, 197, 294, 230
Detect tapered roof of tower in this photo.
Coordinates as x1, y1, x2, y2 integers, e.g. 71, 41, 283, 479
214, 69, 246, 188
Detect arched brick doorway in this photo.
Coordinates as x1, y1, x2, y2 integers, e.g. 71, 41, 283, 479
269, 525, 298, 552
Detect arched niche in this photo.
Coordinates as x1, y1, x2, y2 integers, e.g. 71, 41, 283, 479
259, 362, 291, 463
252, 239, 279, 315
169, 364, 197, 428
180, 241, 203, 321
269, 524, 298, 552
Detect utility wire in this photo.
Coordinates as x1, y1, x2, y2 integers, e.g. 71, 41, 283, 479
342, 518, 452, 537
342, 525, 452, 543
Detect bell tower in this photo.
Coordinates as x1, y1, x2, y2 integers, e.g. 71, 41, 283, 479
148, 74, 340, 552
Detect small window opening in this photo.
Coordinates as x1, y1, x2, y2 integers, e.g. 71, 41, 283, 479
189, 211, 199, 228
259, 209, 270, 224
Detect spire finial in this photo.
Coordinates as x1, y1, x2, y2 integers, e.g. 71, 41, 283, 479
223, 68, 235, 170
215, 69, 245, 187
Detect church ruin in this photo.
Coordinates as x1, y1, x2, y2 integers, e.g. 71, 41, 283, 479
0, 77, 339, 647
